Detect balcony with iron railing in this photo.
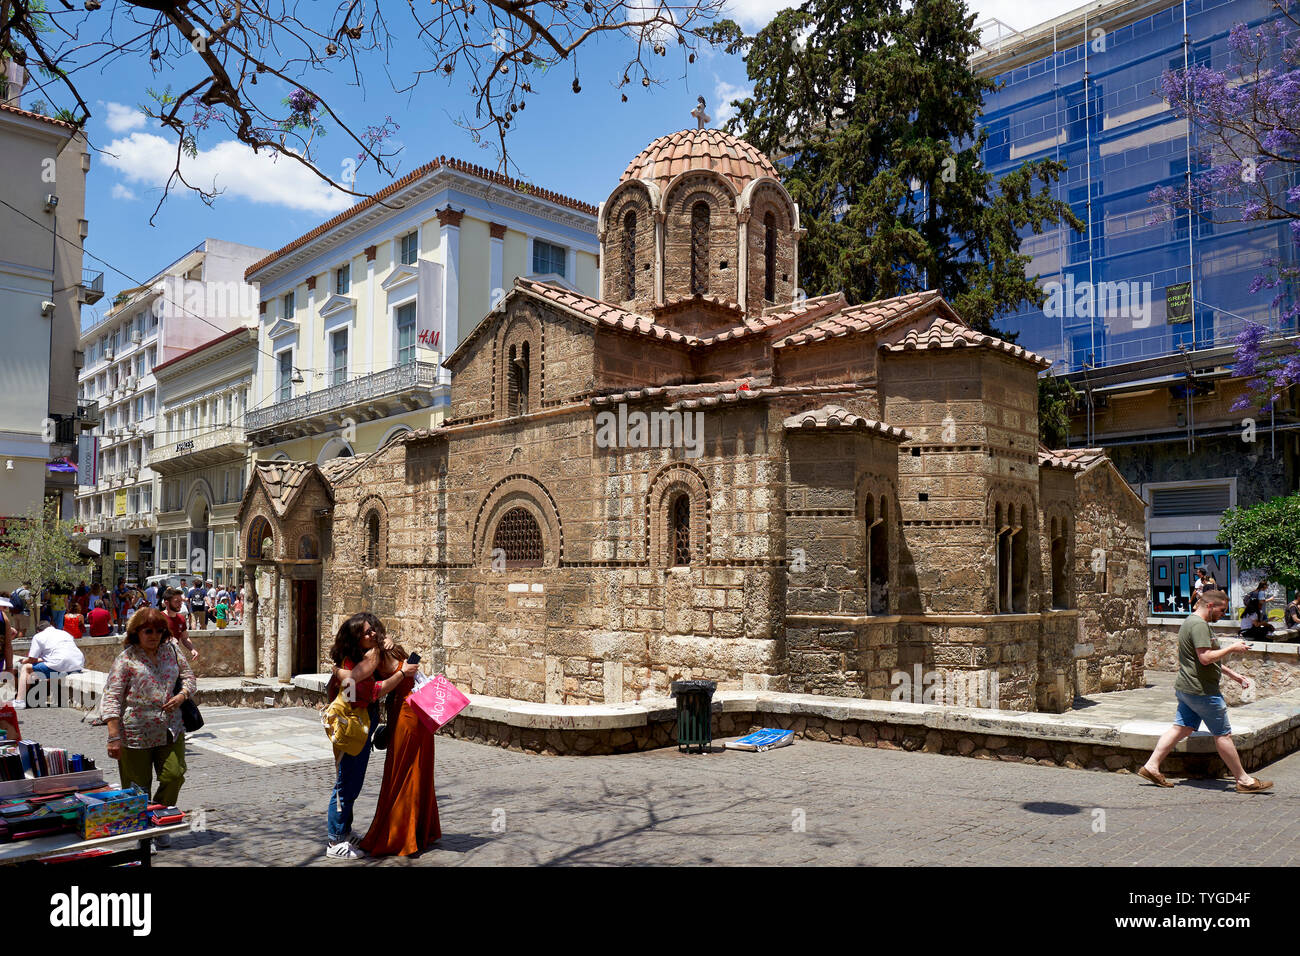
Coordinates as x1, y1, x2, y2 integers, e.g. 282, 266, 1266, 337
148, 425, 248, 474
245, 360, 442, 442
79, 269, 104, 305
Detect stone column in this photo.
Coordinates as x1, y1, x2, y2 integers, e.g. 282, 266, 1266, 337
274, 566, 291, 682
736, 212, 750, 309
654, 212, 666, 307
243, 563, 257, 676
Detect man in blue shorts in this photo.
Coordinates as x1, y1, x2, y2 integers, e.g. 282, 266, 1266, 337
1140, 589, 1272, 792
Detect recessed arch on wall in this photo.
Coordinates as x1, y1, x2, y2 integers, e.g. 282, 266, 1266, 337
647, 463, 711, 567
246, 514, 274, 562
495, 309, 543, 418
379, 424, 414, 448
473, 475, 563, 568
318, 436, 355, 464
357, 495, 389, 569
855, 473, 896, 615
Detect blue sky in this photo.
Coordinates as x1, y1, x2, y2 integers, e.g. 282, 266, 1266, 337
70, 0, 1079, 326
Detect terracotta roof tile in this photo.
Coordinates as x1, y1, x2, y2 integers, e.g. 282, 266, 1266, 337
1038, 446, 1107, 471
0, 101, 78, 131
253, 460, 315, 517
620, 128, 780, 194
245, 156, 597, 280
772, 291, 950, 348
782, 405, 911, 441
591, 380, 867, 411
696, 292, 847, 345
882, 317, 1051, 368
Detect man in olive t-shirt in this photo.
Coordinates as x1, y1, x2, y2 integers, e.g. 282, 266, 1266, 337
1140, 589, 1272, 793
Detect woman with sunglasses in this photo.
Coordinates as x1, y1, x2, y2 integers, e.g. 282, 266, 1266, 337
101, 606, 198, 843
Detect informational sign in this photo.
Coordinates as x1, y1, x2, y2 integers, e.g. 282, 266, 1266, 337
1165, 282, 1192, 324
77, 435, 98, 487
114, 490, 127, 517
114, 551, 126, 562
1150, 547, 1230, 615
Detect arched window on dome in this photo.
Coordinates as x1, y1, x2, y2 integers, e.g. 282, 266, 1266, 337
690, 201, 710, 295
764, 211, 777, 303
622, 210, 637, 300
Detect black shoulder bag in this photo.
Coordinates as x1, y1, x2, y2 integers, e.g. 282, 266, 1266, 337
172, 645, 204, 732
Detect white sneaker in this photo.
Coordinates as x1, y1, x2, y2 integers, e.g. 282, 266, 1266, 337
325, 841, 364, 860
11, 701, 25, 710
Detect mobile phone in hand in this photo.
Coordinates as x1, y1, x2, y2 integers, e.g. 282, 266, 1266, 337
407, 652, 420, 664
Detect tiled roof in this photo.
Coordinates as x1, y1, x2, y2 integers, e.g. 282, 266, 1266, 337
1038, 446, 1107, 471
782, 405, 910, 441
244, 156, 598, 280
591, 380, 867, 411
620, 128, 780, 194
319, 453, 372, 486
447, 277, 699, 369
772, 291, 952, 348
252, 461, 316, 517
881, 317, 1052, 368
697, 292, 848, 345
0, 101, 78, 131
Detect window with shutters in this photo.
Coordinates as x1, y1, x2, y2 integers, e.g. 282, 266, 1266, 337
492, 507, 543, 567
1150, 484, 1231, 517
690, 201, 710, 295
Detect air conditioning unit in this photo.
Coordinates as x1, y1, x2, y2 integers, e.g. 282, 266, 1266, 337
131, 330, 143, 344
104, 348, 114, 362
125, 376, 137, 390
128, 465, 139, 477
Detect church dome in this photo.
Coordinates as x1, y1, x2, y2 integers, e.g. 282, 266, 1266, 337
620, 128, 781, 196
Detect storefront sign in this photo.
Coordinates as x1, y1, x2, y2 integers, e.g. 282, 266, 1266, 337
176, 439, 195, 452
114, 490, 127, 517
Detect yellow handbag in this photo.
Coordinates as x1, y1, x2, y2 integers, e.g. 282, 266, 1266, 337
322, 694, 370, 756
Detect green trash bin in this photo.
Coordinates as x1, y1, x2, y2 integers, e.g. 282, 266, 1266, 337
671, 679, 717, 753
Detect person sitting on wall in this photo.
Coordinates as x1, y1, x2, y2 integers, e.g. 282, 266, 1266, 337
1239, 598, 1275, 642
1284, 594, 1300, 634
14, 621, 85, 709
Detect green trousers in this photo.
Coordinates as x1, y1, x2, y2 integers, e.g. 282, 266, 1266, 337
117, 735, 187, 806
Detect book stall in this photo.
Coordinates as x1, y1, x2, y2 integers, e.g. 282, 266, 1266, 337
0, 702, 190, 867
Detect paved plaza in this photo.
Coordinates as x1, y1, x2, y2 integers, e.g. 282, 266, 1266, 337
13, 698, 1300, 867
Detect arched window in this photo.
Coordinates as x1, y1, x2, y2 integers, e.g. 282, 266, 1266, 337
690, 201, 710, 295
622, 209, 637, 300
507, 341, 530, 417
1050, 517, 1069, 609
248, 516, 272, 561
995, 503, 1010, 613
1011, 508, 1029, 612
493, 507, 543, 567
865, 495, 889, 614
365, 512, 380, 568
763, 211, 777, 303
670, 493, 691, 566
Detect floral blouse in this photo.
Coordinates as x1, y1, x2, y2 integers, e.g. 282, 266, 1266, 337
101, 643, 198, 749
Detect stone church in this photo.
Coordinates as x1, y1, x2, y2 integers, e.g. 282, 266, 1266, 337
238, 125, 1148, 714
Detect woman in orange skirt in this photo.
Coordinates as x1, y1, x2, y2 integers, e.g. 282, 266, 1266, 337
359, 615, 441, 857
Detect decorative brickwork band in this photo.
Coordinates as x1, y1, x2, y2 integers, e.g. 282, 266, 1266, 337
364, 245, 377, 262
306, 275, 316, 291
489, 222, 507, 239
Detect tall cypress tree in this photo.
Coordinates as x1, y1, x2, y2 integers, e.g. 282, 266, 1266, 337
724, 0, 1081, 334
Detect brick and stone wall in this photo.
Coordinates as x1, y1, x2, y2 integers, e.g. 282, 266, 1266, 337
1145, 617, 1300, 703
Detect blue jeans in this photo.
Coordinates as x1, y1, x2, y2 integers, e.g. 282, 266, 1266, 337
326, 702, 378, 842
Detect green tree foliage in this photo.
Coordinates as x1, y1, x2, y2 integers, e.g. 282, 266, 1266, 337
1217, 493, 1300, 593
1037, 372, 1077, 448
0, 499, 89, 592
723, 0, 1081, 333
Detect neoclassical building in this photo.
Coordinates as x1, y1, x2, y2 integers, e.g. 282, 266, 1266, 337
237, 125, 1148, 713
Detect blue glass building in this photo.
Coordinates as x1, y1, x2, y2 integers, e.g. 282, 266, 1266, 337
975, 0, 1294, 373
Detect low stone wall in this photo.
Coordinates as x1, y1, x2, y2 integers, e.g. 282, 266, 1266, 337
13, 629, 246, 678
440, 688, 1300, 774
1145, 618, 1300, 704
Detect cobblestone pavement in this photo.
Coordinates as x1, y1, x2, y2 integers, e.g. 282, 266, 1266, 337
15, 704, 1300, 866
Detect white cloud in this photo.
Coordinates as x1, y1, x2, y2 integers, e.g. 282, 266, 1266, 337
103, 102, 146, 134
722, 0, 792, 31
101, 132, 355, 215
110, 183, 137, 201
712, 79, 749, 126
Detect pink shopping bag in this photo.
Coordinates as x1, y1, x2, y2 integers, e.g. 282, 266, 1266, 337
406, 674, 470, 733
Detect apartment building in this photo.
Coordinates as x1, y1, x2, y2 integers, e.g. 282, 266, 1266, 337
150, 327, 257, 589
0, 67, 99, 569
75, 238, 266, 585
243, 157, 598, 463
